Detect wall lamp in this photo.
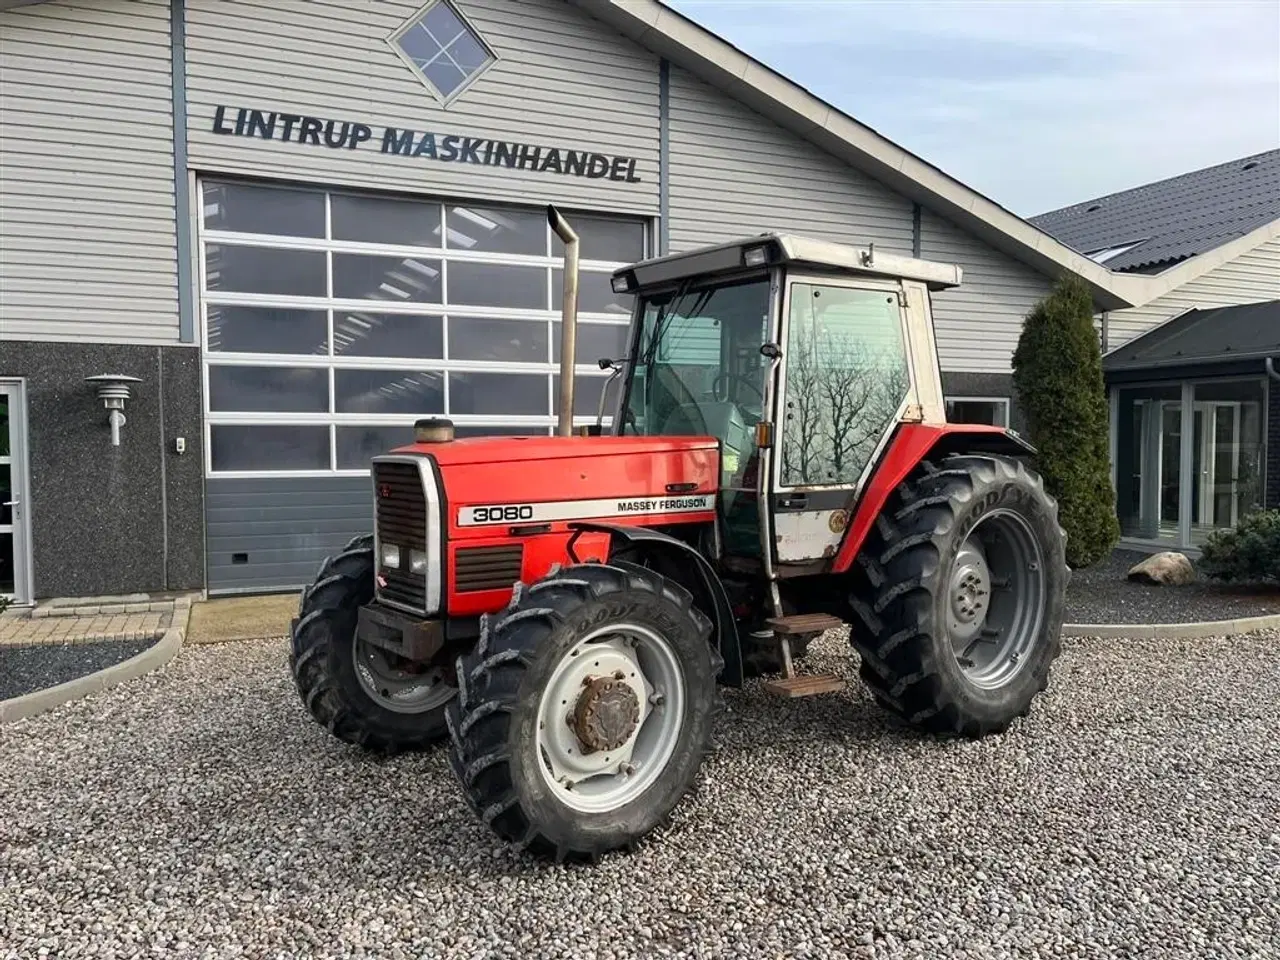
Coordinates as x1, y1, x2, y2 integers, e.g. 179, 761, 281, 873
85, 374, 142, 446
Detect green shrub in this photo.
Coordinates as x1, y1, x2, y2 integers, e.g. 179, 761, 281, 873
0, 595, 10, 615
1012, 274, 1120, 569
1200, 510, 1280, 584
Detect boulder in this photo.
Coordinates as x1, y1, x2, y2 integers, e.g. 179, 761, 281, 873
1126, 552, 1195, 586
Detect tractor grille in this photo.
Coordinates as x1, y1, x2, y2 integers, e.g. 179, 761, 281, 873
455, 545, 524, 593
373, 460, 428, 610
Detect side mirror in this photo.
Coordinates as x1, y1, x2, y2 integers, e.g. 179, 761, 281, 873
760, 342, 782, 360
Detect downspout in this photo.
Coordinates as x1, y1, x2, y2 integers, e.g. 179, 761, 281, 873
548, 205, 579, 437
1267, 357, 1280, 382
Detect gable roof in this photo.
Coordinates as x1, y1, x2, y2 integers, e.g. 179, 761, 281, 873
1103, 299, 1280, 371
1031, 149, 1280, 274
571, 0, 1146, 310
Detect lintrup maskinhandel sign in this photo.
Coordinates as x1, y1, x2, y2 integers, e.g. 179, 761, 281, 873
211, 106, 643, 183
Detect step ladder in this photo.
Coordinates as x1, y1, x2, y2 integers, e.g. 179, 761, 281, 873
761, 612, 847, 698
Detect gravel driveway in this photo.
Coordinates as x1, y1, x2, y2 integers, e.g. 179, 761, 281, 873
2, 631, 1278, 960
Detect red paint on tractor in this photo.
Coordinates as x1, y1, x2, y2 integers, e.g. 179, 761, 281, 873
831, 423, 1008, 574
389, 434, 722, 615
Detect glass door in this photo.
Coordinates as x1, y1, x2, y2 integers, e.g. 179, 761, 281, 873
0, 381, 32, 605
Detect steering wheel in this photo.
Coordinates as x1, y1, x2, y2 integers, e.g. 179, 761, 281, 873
712, 371, 764, 404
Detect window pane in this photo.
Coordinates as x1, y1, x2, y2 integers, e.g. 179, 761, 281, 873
448, 262, 546, 309
423, 0, 467, 41
449, 317, 548, 363
0, 392, 9, 457
454, 425, 548, 438
946, 399, 1008, 427
553, 374, 616, 418
333, 254, 442, 303
780, 286, 908, 487
202, 181, 325, 237
0, 465, 11, 525
0, 533, 12, 593
445, 204, 545, 255
554, 269, 633, 316
552, 322, 631, 365
425, 60, 467, 97
206, 305, 328, 355
446, 31, 492, 75
331, 193, 442, 247
553, 214, 645, 263
334, 369, 444, 415
333, 313, 442, 359
335, 425, 417, 468
449, 372, 548, 416
205, 245, 326, 297
208, 366, 329, 413
210, 425, 330, 471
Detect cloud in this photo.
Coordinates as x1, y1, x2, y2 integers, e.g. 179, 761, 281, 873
663, 0, 1280, 214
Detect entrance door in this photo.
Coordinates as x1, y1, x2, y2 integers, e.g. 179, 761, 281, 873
0, 381, 32, 605
773, 278, 913, 564
1194, 401, 1243, 530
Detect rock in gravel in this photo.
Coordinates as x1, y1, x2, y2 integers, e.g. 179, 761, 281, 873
1127, 551, 1196, 586
1, 629, 1278, 959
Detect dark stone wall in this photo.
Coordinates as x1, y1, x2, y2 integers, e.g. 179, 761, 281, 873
1269, 377, 1280, 511
0, 341, 204, 599
940, 371, 1027, 434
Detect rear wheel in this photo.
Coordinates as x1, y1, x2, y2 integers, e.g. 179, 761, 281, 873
849, 454, 1066, 737
446, 562, 721, 862
290, 535, 456, 753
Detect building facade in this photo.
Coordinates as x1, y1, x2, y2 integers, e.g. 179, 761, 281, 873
1, 0, 1165, 602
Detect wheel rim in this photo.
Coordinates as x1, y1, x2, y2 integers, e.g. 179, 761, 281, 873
946, 509, 1046, 690
535, 622, 686, 814
353, 638, 454, 714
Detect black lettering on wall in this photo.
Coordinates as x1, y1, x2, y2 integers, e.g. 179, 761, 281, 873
298, 117, 323, 146
208, 106, 643, 183
382, 127, 414, 155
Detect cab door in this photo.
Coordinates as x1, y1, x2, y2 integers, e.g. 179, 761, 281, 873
770, 275, 917, 566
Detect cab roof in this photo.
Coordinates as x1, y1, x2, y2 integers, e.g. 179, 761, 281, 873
612, 233, 964, 294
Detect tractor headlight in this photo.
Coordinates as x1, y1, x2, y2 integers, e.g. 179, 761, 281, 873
380, 543, 401, 568
409, 549, 428, 575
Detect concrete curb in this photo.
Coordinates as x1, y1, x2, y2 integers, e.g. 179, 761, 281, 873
0, 598, 192, 725
1062, 612, 1280, 640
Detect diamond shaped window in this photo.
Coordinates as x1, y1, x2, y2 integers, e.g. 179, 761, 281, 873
391, 0, 497, 104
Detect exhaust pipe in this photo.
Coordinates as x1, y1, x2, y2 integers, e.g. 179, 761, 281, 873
548, 205, 579, 437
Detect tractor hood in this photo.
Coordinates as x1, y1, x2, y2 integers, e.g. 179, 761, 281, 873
388, 433, 722, 543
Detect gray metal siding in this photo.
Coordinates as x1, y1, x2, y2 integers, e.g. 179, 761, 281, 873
666, 66, 914, 253
0, 0, 180, 343
206, 476, 372, 593
183, 0, 660, 214
919, 208, 1054, 373
1105, 236, 1280, 351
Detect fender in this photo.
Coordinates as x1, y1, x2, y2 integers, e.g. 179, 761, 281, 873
831, 423, 1038, 574
568, 522, 744, 688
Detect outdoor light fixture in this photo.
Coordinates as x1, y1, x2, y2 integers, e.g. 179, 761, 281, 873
85, 374, 142, 447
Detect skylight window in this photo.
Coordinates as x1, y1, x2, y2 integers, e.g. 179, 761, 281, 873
1086, 240, 1146, 265
390, 0, 496, 104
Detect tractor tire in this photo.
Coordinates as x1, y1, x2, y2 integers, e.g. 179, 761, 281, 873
446, 561, 721, 862
849, 454, 1067, 738
290, 534, 455, 753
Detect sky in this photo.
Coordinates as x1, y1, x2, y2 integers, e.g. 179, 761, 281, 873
663, 0, 1280, 216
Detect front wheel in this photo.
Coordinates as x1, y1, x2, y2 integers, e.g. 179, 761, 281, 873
290, 535, 456, 753
446, 562, 721, 862
849, 454, 1067, 737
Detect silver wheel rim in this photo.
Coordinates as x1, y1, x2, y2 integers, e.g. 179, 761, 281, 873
947, 508, 1046, 690
535, 622, 686, 814
353, 638, 454, 714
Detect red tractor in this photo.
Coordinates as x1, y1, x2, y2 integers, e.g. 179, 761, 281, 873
290, 207, 1067, 862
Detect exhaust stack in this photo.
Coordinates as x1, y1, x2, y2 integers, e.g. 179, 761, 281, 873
548, 205, 580, 437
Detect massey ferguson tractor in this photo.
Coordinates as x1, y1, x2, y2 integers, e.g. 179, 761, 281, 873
289, 207, 1067, 862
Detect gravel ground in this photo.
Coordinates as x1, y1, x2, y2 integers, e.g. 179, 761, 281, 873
2, 631, 1278, 960
1066, 549, 1280, 625
0, 639, 155, 701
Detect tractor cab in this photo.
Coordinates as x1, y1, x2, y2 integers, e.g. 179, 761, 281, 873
606, 235, 961, 569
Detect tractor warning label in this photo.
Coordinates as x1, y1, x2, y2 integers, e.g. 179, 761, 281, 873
458, 494, 714, 526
